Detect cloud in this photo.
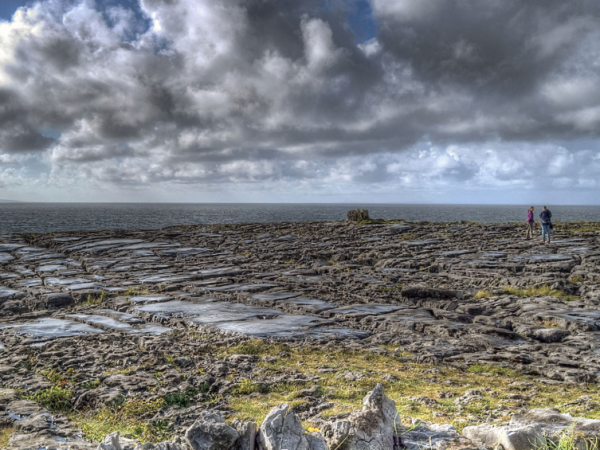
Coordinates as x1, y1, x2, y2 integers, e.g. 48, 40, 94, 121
0, 0, 599, 201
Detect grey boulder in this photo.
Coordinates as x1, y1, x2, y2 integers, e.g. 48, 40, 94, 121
462, 423, 544, 450
185, 411, 239, 450
321, 383, 401, 450
257, 403, 327, 450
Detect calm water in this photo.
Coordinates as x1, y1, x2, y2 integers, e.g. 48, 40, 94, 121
0, 203, 599, 234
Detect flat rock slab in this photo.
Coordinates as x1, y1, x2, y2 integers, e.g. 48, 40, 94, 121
327, 304, 405, 317
117, 242, 178, 250
36, 264, 69, 273
138, 275, 192, 283
281, 297, 338, 312
96, 310, 144, 324
0, 253, 14, 264
19, 253, 64, 262
67, 313, 136, 332
440, 250, 475, 256
66, 239, 144, 251
565, 247, 597, 254
389, 225, 412, 232
66, 314, 170, 335
0, 244, 25, 252
513, 254, 573, 262
195, 267, 245, 279
190, 303, 283, 325
250, 292, 302, 303
0, 273, 18, 280
479, 252, 507, 259
406, 240, 441, 246
161, 248, 212, 256
202, 284, 279, 293
0, 287, 23, 299
45, 277, 90, 286
18, 279, 42, 287
134, 300, 282, 323
1, 318, 105, 340
381, 268, 418, 274
214, 315, 330, 338
65, 282, 103, 291
128, 295, 172, 303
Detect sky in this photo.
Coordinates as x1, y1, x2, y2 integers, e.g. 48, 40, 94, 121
1, 1, 600, 204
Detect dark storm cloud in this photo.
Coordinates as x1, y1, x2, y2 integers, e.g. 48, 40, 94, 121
0, 0, 600, 192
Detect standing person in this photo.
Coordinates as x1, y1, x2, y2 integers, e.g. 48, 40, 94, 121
539, 205, 552, 243
526, 206, 535, 239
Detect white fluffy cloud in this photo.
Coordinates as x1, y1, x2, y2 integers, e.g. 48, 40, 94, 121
0, 0, 599, 202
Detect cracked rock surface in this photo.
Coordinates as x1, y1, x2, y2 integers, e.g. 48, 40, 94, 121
0, 220, 599, 448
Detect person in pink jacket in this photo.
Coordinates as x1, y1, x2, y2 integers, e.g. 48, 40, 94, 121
526, 206, 535, 239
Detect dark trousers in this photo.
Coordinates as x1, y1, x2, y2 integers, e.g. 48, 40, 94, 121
526, 222, 535, 239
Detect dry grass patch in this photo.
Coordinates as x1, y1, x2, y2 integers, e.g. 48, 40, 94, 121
225, 341, 600, 432
503, 285, 579, 302
0, 427, 13, 449
70, 397, 169, 443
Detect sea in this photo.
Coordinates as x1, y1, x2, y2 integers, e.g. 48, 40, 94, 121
0, 203, 599, 234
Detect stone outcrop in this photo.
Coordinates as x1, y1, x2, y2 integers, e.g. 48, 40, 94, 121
464, 408, 600, 450
320, 384, 401, 450
257, 403, 327, 450
346, 209, 370, 222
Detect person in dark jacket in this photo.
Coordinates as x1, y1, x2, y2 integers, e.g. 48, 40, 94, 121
539, 206, 552, 243
526, 206, 535, 239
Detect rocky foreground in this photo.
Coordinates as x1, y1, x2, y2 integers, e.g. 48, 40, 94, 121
0, 218, 599, 449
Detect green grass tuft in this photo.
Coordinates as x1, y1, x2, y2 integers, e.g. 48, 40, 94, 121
24, 386, 72, 411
